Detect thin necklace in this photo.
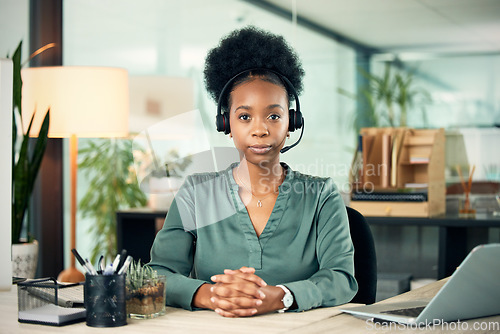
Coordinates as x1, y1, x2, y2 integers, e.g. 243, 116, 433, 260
235, 167, 282, 207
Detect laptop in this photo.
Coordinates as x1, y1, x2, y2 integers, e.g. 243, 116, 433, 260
341, 243, 500, 325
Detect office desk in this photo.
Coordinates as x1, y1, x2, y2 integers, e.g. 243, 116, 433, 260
117, 209, 500, 279
1, 279, 499, 333
365, 213, 500, 279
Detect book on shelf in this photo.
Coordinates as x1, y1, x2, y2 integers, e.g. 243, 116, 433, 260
404, 182, 428, 188
390, 128, 408, 187
381, 133, 391, 188
409, 156, 430, 164
362, 134, 375, 185
351, 191, 428, 202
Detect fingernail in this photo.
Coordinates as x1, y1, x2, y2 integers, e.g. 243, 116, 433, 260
215, 308, 222, 314
251, 309, 257, 314
256, 299, 262, 306
261, 281, 267, 286
259, 291, 266, 298
210, 297, 215, 303
210, 286, 215, 292
211, 276, 217, 281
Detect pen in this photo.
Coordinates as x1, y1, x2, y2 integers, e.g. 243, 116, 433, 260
85, 258, 98, 275
98, 255, 105, 274
71, 248, 93, 275
117, 256, 133, 275
111, 254, 121, 274
116, 249, 128, 273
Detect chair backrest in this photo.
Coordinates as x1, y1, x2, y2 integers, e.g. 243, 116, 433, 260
346, 206, 377, 304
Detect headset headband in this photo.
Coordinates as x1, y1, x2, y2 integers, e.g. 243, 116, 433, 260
216, 68, 300, 117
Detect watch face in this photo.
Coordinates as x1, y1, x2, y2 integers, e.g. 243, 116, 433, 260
283, 292, 294, 308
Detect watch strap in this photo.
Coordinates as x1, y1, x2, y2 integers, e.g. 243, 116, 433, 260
276, 284, 293, 313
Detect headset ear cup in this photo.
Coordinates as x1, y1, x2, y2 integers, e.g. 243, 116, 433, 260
216, 114, 224, 132
288, 109, 303, 131
294, 109, 303, 130
288, 109, 296, 132
216, 113, 231, 134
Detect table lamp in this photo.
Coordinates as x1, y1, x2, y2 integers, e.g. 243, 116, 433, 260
21, 66, 129, 282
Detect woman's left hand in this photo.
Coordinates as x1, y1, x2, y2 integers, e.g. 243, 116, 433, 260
210, 266, 285, 317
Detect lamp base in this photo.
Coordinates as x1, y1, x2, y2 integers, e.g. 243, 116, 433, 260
57, 267, 85, 283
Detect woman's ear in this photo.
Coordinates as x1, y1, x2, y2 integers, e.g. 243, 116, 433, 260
287, 132, 290, 139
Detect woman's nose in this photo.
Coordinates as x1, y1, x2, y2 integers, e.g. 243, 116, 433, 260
251, 119, 269, 137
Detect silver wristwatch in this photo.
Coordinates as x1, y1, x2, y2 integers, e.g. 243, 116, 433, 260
276, 284, 293, 313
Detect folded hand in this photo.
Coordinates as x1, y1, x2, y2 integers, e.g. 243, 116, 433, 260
210, 266, 283, 317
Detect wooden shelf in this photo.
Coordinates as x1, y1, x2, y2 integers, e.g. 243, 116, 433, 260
350, 127, 445, 217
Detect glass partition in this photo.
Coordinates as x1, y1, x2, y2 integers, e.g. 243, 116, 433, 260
64, 0, 357, 183
63, 0, 357, 265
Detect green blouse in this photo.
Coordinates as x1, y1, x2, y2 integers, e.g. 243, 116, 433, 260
149, 162, 358, 312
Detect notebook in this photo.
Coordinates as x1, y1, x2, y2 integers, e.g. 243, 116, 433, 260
341, 243, 500, 325
18, 303, 86, 326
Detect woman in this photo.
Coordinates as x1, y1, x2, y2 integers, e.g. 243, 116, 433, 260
149, 26, 357, 317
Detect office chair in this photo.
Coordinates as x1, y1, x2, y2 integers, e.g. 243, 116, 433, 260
346, 206, 377, 304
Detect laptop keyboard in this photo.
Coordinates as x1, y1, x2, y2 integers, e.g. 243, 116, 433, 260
381, 306, 425, 317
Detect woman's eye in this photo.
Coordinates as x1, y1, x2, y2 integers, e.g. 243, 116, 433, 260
238, 114, 250, 121
269, 114, 281, 120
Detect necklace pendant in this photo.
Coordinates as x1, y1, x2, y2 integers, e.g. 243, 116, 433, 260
257, 200, 262, 207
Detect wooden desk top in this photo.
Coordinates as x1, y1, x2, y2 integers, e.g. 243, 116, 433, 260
0, 285, 350, 334
1, 279, 499, 333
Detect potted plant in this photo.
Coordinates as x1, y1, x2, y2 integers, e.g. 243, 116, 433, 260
338, 62, 432, 133
125, 259, 166, 319
78, 138, 148, 263
8, 41, 50, 278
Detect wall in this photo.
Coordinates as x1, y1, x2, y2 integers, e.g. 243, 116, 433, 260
0, 59, 13, 289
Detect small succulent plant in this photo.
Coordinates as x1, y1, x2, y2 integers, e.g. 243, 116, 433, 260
125, 259, 166, 318
126, 259, 159, 290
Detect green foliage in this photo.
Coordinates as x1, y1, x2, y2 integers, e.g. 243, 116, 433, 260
126, 259, 159, 290
8, 41, 50, 244
78, 138, 148, 263
339, 62, 432, 133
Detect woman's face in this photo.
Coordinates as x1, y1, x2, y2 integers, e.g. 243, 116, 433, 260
228, 78, 289, 166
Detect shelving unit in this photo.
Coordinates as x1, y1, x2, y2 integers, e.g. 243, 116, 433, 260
350, 127, 446, 217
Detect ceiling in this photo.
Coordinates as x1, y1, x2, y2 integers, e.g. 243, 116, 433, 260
255, 0, 500, 56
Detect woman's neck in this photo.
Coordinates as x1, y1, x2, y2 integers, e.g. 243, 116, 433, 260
236, 158, 284, 196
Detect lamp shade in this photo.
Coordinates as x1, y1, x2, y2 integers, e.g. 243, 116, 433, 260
21, 66, 129, 138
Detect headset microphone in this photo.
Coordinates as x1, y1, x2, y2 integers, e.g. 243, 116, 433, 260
280, 120, 304, 154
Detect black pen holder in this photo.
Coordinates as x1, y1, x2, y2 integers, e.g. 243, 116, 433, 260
84, 274, 127, 327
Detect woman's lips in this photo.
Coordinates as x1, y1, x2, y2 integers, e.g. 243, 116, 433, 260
249, 145, 272, 154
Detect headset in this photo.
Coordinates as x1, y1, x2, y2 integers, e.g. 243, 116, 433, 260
215, 68, 304, 154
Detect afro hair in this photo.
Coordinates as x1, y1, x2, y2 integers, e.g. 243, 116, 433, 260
204, 26, 305, 111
